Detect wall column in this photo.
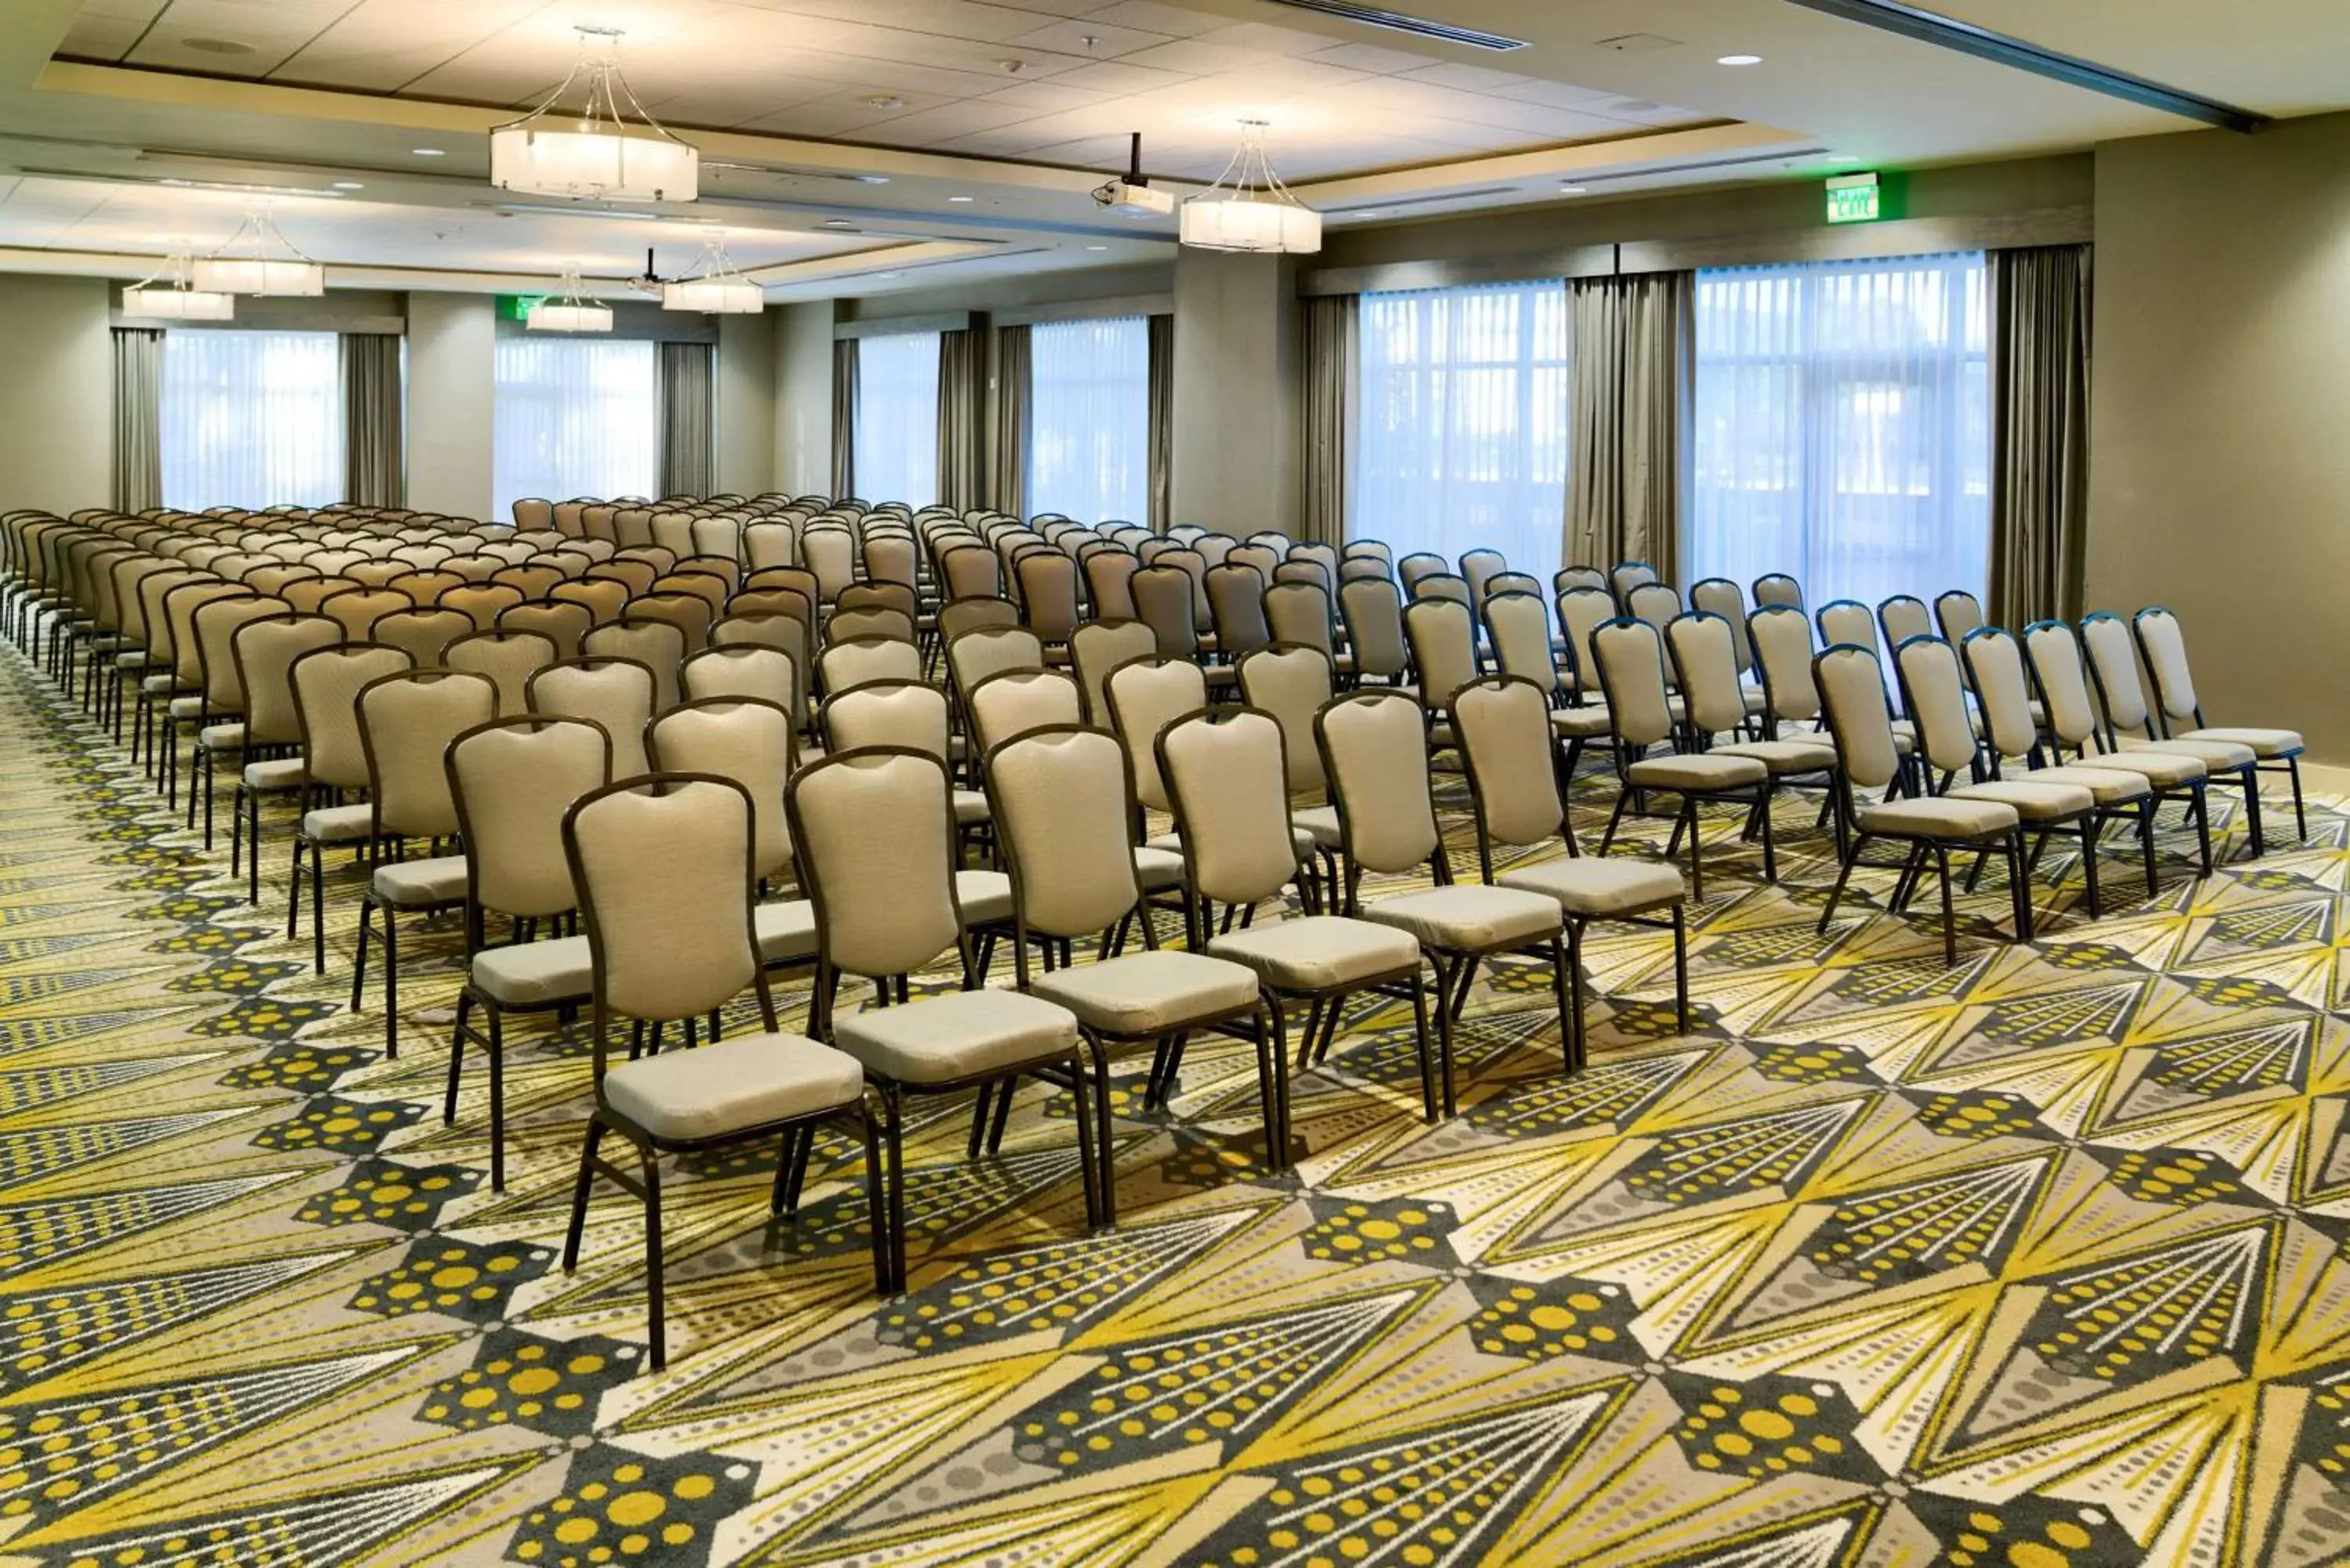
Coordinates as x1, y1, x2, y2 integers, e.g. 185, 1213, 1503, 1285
1171, 247, 1300, 537
404, 292, 496, 520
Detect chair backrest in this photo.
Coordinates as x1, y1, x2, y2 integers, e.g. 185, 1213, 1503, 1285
1817, 600, 1880, 661
1752, 573, 1804, 610
789, 749, 964, 984
2131, 606, 2202, 734
1104, 656, 1208, 814
170, 583, 255, 688
1315, 689, 1441, 878
743, 519, 796, 571
1454, 674, 1567, 851
1229, 544, 1281, 583
1083, 549, 1139, 620
1748, 605, 1820, 724
1878, 594, 1931, 650
367, 606, 472, 667
1555, 565, 1606, 594
946, 624, 1047, 706
497, 599, 592, 662
1483, 591, 1555, 696
941, 544, 1000, 602
231, 613, 342, 745
314, 586, 406, 644
1205, 563, 1272, 659
985, 727, 1144, 941
1130, 565, 1198, 659
196, 594, 293, 713
581, 619, 687, 713
1397, 552, 1446, 593
1340, 555, 1390, 584
494, 563, 565, 602
802, 527, 856, 603
1238, 644, 1334, 793
838, 580, 917, 624
1264, 581, 1333, 657
862, 533, 918, 592
292, 642, 416, 790
2020, 620, 2102, 750
1405, 596, 1479, 713
359, 670, 497, 840
444, 629, 556, 717
1688, 578, 1753, 673
1339, 577, 1408, 681
588, 558, 656, 598
2079, 612, 2158, 739
968, 667, 1083, 755
1458, 548, 1506, 604
937, 596, 1018, 642
647, 698, 796, 880
815, 634, 920, 696
1553, 587, 1614, 692
1890, 635, 1983, 779
822, 679, 951, 761
1814, 645, 1902, 792
1935, 590, 1986, 647
1068, 619, 1158, 727
567, 776, 764, 1025
389, 570, 464, 608
824, 605, 916, 646
1961, 626, 2041, 763
527, 656, 656, 778
1016, 551, 1081, 643
628, 591, 716, 652
1158, 708, 1298, 908
1626, 580, 1682, 630
549, 577, 631, 627
439, 583, 526, 633
1664, 612, 1749, 738
1590, 618, 1676, 751
652, 572, 729, 619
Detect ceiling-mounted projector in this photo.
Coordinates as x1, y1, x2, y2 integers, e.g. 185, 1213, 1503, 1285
1092, 133, 1174, 216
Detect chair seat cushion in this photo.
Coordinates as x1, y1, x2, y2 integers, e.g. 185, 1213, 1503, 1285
1029, 948, 1260, 1035
1499, 856, 1684, 916
114, 651, 157, 671
197, 722, 245, 752
143, 674, 179, 696
2181, 726, 2301, 758
834, 988, 1079, 1085
1714, 739, 1837, 775
1549, 706, 1612, 739
301, 803, 376, 843
2020, 764, 2151, 805
471, 935, 591, 1007
1626, 753, 1767, 790
1294, 804, 1341, 849
2129, 737, 2256, 770
2072, 751, 2205, 788
372, 854, 466, 909
1855, 797, 2019, 839
1133, 846, 1184, 891
754, 899, 817, 963
955, 869, 1013, 926
602, 1031, 862, 1143
241, 757, 307, 791
1951, 779, 2095, 821
168, 695, 204, 719
1208, 915, 1419, 992
1361, 885, 1560, 952
953, 787, 990, 826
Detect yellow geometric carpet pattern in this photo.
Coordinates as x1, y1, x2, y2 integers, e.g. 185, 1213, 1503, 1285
2, 644, 2348, 1566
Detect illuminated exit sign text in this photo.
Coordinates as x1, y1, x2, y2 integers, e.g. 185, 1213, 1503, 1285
1826, 172, 1881, 224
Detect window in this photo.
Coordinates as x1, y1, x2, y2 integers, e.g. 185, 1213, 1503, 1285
160, 330, 343, 511
1691, 251, 1990, 611
1353, 280, 1569, 580
493, 336, 658, 521
1029, 316, 1149, 525
853, 331, 941, 508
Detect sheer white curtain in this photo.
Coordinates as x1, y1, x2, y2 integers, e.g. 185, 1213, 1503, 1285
1352, 280, 1569, 579
1029, 315, 1148, 525
1690, 251, 1990, 609
160, 330, 343, 510
853, 331, 941, 508
493, 337, 658, 520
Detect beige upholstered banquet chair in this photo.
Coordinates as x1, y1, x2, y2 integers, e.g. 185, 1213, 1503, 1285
1878, 594, 1932, 650
1935, 590, 1985, 646
683, 644, 801, 722
528, 657, 657, 778
287, 641, 415, 972
227, 612, 342, 902
350, 668, 497, 1056
559, 773, 877, 1366
1590, 618, 1773, 895
186, 592, 290, 847
444, 628, 556, 717
368, 605, 474, 667
1690, 577, 1756, 679
2081, 612, 2267, 856
967, 667, 1083, 757
1752, 573, 1804, 610
2132, 605, 2307, 844
1665, 609, 1838, 844
1068, 619, 1157, 728
582, 618, 688, 714
648, 699, 797, 888
498, 599, 592, 662
2021, 618, 2215, 876
1238, 644, 1345, 903
788, 747, 1094, 1288
1553, 586, 1616, 701
1452, 674, 1690, 1065
985, 725, 1274, 1221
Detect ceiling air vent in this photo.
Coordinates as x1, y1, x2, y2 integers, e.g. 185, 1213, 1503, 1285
1261, 0, 1525, 51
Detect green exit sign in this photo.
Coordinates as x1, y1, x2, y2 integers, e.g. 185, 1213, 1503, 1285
497, 294, 548, 322
1826, 172, 1881, 224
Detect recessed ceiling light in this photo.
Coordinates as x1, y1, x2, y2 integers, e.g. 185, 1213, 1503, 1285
1085, 244, 1108, 251
878, 271, 900, 278
331, 180, 363, 190
864, 95, 905, 110
1717, 53, 1762, 66
1354, 210, 1382, 220
947, 194, 974, 203
1559, 184, 1589, 195
412, 147, 445, 157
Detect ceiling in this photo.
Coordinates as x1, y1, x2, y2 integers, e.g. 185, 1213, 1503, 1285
0, 0, 2344, 300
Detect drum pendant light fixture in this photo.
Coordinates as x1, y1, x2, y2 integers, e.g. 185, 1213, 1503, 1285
1180, 119, 1321, 255
490, 27, 699, 204
526, 266, 614, 331
660, 237, 763, 313
192, 210, 324, 295
121, 248, 235, 320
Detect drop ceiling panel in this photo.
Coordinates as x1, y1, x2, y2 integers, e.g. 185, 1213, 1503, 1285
1076, 2, 1228, 38
1004, 19, 1171, 58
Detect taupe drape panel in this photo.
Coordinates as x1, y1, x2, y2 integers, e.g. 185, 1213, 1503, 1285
110, 327, 164, 514
830, 337, 858, 500
656, 341, 715, 500
992, 323, 1029, 519
1299, 294, 1356, 547
1147, 313, 1173, 534
339, 331, 403, 509
1567, 272, 1693, 582
938, 327, 985, 512
1990, 244, 2092, 628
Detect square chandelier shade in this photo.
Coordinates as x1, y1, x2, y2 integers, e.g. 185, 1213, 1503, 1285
121, 286, 235, 320
191, 257, 324, 297
1179, 197, 1323, 254
490, 122, 700, 204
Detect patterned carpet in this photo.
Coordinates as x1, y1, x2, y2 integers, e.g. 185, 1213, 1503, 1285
2, 641, 2347, 1568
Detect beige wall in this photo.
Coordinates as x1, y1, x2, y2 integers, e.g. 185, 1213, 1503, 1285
404, 291, 495, 521
715, 312, 776, 497
2089, 112, 2350, 764
1171, 247, 1300, 537
772, 300, 835, 497
0, 274, 113, 513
